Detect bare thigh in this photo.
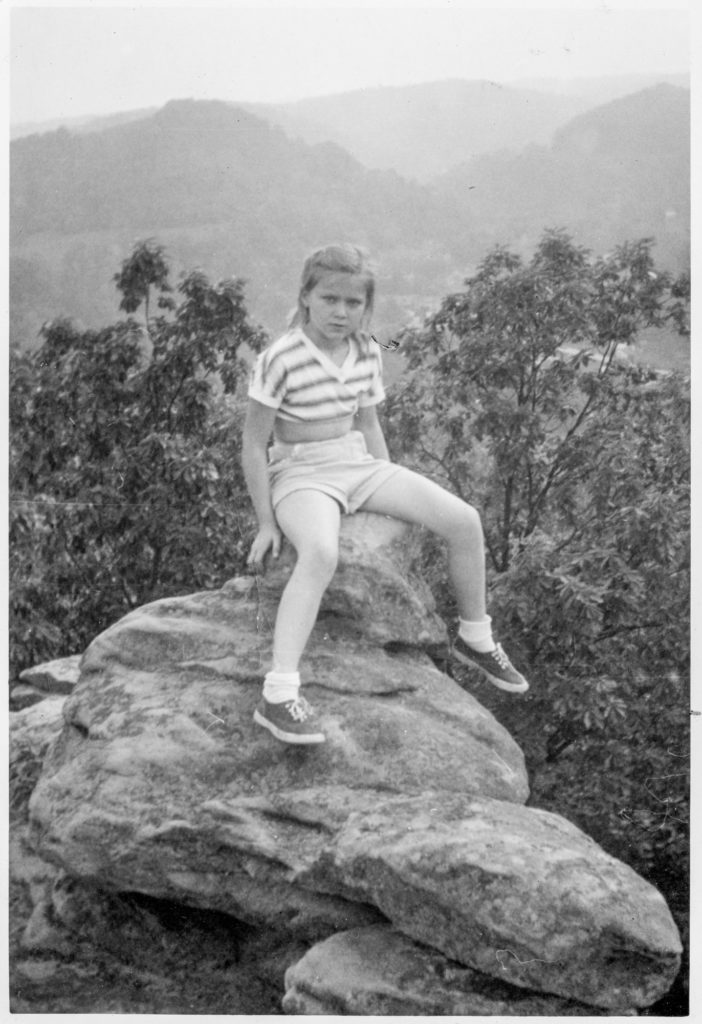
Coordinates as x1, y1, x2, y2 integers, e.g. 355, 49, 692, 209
359, 467, 477, 539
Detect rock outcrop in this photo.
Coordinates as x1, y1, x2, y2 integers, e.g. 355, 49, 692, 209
282, 925, 636, 1016
292, 791, 680, 1010
24, 513, 681, 1013
20, 654, 82, 694
11, 654, 81, 710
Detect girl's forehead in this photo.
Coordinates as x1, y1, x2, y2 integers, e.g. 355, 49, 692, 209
310, 272, 368, 298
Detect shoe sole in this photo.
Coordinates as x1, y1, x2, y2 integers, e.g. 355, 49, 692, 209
452, 648, 529, 694
253, 709, 326, 744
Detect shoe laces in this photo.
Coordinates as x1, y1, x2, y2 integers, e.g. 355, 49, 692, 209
286, 696, 314, 722
491, 644, 511, 670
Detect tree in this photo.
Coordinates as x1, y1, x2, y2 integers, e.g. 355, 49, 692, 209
383, 229, 690, 1010
384, 228, 689, 719
10, 244, 267, 678
386, 231, 688, 570
113, 238, 173, 325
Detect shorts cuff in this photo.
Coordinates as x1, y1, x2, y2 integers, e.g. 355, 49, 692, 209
271, 481, 348, 513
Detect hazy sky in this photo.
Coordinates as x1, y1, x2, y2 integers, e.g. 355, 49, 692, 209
8, 1, 691, 126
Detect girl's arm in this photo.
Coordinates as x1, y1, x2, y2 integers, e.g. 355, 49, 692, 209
241, 399, 281, 570
354, 404, 390, 460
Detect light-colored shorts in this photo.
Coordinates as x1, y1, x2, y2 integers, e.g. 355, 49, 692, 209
268, 431, 404, 513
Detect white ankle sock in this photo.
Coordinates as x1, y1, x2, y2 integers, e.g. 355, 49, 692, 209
458, 615, 496, 653
263, 671, 300, 704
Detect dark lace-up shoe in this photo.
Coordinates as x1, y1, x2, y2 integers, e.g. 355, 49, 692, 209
452, 634, 529, 693
253, 696, 326, 744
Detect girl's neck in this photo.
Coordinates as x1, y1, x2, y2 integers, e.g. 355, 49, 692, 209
304, 325, 351, 361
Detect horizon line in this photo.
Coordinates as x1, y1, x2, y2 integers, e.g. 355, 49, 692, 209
10, 69, 691, 130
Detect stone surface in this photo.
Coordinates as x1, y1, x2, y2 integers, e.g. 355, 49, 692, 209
28, 515, 526, 942
22, 512, 681, 1013
283, 925, 635, 1016
9, 825, 70, 956
295, 792, 681, 1011
10, 697, 67, 816
10, 685, 48, 711
20, 654, 82, 694
258, 511, 447, 648
15, 960, 63, 983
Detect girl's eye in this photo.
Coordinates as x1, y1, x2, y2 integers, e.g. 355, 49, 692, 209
320, 295, 362, 307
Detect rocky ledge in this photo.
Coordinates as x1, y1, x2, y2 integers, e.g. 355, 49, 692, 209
15, 513, 681, 1013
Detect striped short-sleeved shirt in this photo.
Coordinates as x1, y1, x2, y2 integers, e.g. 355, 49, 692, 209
248, 328, 386, 423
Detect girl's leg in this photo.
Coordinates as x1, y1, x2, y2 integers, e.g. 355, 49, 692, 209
271, 489, 342, 672
360, 469, 486, 620
360, 469, 529, 693
254, 489, 340, 744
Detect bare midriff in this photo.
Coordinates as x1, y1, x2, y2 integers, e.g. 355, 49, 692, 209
273, 414, 355, 444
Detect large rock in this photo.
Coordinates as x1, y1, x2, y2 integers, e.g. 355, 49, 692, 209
24, 512, 681, 1012
282, 925, 634, 1016
28, 515, 526, 942
295, 792, 681, 1011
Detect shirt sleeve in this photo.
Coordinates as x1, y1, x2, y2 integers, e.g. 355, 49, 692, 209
248, 348, 287, 409
357, 341, 386, 407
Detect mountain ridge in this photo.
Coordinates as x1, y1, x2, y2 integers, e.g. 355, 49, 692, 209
11, 71, 689, 165
10, 84, 689, 369
434, 83, 689, 273
10, 98, 460, 346
243, 78, 604, 181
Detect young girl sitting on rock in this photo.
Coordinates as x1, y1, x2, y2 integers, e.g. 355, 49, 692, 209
242, 243, 528, 745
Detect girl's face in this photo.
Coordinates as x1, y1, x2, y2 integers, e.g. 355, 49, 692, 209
302, 272, 368, 347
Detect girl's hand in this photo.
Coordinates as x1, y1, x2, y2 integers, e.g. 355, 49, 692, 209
247, 523, 282, 574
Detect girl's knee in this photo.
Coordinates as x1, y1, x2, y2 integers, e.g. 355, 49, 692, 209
296, 538, 339, 582
453, 502, 483, 542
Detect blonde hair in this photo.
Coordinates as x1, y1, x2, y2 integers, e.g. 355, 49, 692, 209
289, 243, 376, 331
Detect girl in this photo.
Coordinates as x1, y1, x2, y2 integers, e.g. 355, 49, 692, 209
242, 244, 528, 745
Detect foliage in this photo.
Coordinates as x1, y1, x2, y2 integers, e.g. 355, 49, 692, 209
9, 244, 266, 678
386, 227, 689, 724
9, 231, 690, 1010
113, 238, 173, 321
387, 232, 688, 565
385, 231, 690, 1008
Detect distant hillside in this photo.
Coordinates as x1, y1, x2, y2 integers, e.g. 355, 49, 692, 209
434, 84, 689, 274
10, 99, 467, 347
511, 72, 689, 103
554, 81, 689, 159
243, 74, 688, 182
11, 73, 688, 151
10, 88, 689, 371
244, 79, 592, 182
10, 107, 159, 141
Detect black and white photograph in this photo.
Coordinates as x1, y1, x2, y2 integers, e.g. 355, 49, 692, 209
7, 0, 693, 1017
